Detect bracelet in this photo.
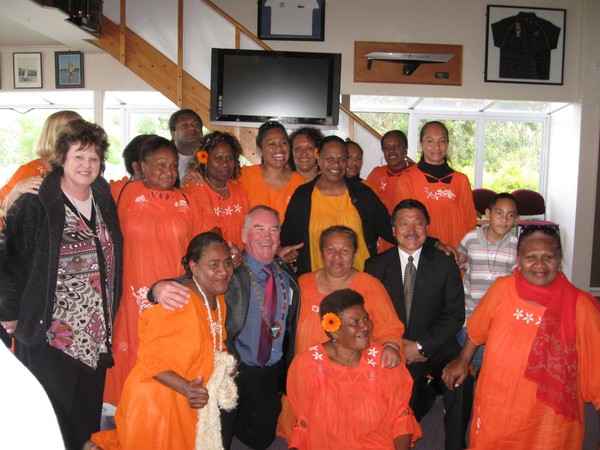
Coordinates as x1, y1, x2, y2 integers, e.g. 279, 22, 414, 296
383, 342, 401, 352
434, 240, 441, 249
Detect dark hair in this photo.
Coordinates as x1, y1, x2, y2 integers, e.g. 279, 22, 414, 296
139, 135, 178, 162
122, 134, 152, 177
316, 135, 347, 155
256, 121, 289, 149
319, 289, 365, 337
289, 127, 325, 170
380, 130, 408, 150
419, 120, 449, 142
517, 225, 562, 257
51, 119, 109, 173
191, 131, 243, 179
319, 225, 358, 253
168, 109, 202, 132
182, 232, 228, 277
243, 205, 281, 233
488, 192, 519, 214
345, 139, 364, 156
391, 199, 430, 226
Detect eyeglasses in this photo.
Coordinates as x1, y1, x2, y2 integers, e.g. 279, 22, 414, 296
518, 224, 559, 237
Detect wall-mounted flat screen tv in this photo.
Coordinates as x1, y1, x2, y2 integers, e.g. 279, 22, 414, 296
210, 48, 342, 127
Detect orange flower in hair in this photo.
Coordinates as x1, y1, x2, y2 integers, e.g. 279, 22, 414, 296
321, 312, 341, 333
196, 150, 208, 164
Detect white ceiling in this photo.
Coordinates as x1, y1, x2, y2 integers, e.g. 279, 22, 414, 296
0, 0, 103, 53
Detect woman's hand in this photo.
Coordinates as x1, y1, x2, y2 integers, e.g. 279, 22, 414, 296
2, 176, 43, 211
184, 376, 209, 409
0, 320, 18, 335
381, 342, 402, 368
441, 359, 469, 390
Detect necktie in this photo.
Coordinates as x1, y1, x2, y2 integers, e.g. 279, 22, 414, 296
257, 264, 276, 366
404, 255, 416, 323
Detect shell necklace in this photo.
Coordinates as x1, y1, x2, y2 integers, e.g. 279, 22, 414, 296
193, 276, 223, 351
485, 228, 507, 280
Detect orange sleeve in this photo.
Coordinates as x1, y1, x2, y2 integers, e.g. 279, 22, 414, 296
575, 293, 600, 409
287, 351, 319, 450
384, 365, 422, 443
0, 161, 47, 206
466, 276, 508, 345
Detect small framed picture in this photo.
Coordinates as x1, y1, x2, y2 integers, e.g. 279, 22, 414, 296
55, 51, 85, 89
485, 5, 566, 85
13, 52, 43, 89
258, 0, 325, 41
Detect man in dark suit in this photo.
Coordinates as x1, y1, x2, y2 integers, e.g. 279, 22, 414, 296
364, 199, 473, 450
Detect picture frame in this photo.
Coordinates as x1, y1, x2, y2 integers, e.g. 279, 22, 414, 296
13, 52, 42, 89
485, 5, 566, 85
55, 51, 85, 88
258, 0, 325, 41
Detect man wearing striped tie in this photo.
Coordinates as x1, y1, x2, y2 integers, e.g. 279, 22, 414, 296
365, 199, 472, 450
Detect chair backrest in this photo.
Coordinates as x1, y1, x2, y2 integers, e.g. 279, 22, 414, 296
511, 189, 546, 217
472, 188, 497, 218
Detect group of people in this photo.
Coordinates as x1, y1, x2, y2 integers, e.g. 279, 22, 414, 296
0, 109, 598, 450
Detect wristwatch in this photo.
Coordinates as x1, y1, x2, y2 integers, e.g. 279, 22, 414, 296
415, 341, 426, 356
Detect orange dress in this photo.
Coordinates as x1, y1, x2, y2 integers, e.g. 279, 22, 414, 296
467, 276, 600, 450
92, 292, 227, 450
109, 177, 130, 203
394, 165, 477, 248
238, 164, 304, 222
103, 181, 203, 406
287, 343, 421, 450
278, 271, 406, 440
181, 176, 249, 249
366, 166, 410, 252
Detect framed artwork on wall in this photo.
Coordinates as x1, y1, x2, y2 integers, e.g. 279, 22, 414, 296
55, 51, 85, 88
13, 52, 42, 89
485, 5, 566, 85
258, 0, 325, 41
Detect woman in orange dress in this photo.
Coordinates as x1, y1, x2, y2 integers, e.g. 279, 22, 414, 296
182, 131, 248, 250
103, 135, 203, 406
91, 232, 237, 450
277, 225, 405, 440
287, 289, 421, 450
238, 121, 304, 222
281, 135, 394, 276
0, 110, 82, 215
394, 121, 476, 248
442, 226, 600, 449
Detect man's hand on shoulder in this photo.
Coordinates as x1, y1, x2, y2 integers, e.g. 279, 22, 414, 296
151, 281, 190, 311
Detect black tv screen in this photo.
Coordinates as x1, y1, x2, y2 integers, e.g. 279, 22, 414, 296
210, 48, 341, 127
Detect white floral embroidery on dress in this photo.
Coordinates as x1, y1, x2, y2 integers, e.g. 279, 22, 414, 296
174, 199, 189, 213
135, 195, 149, 208
513, 307, 541, 326
368, 347, 379, 357
234, 204, 242, 213
312, 350, 323, 361
367, 358, 377, 367
379, 178, 387, 191
424, 187, 457, 201
224, 206, 233, 216
308, 345, 318, 351
523, 312, 534, 324
214, 206, 222, 216
131, 285, 153, 315
311, 305, 319, 313
513, 308, 524, 320
535, 316, 542, 325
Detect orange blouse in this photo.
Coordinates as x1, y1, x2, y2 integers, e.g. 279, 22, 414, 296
467, 276, 600, 449
238, 164, 304, 222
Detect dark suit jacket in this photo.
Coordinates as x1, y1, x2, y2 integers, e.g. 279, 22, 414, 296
364, 237, 464, 371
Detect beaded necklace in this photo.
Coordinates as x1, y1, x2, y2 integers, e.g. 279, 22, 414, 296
193, 276, 223, 351
484, 227, 508, 280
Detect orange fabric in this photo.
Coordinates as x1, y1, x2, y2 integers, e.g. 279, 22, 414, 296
394, 165, 477, 248
287, 343, 421, 450
109, 177, 130, 203
92, 292, 227, 450
0, 158, 48, 206
278, 271, 406, 440
238, 165, 304, 222
103, 181, 203, 406
466, 276, 600, 450
181, 176, 249, 249
308, 189, 370, 272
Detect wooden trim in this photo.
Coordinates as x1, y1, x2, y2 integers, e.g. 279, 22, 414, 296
339, 104, 381, 139
176, 0, 184, 106
119, 0, 126, 64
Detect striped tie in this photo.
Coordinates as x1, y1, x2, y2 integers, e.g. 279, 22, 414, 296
404, 255, 416, 322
